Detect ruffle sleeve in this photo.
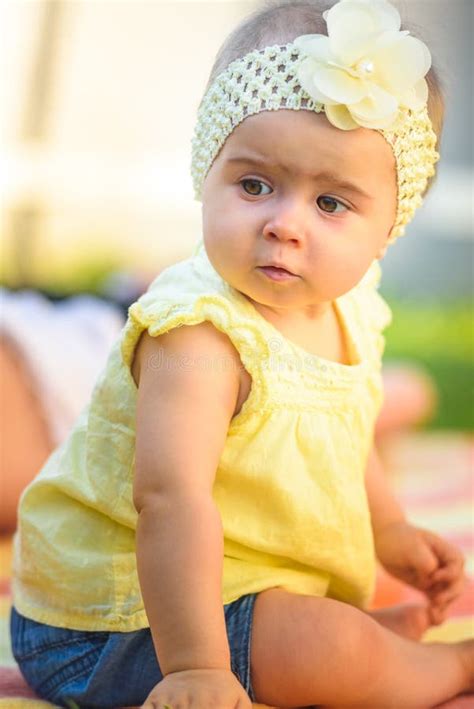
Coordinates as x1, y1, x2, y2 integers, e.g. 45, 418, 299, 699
119, 268, 273, 421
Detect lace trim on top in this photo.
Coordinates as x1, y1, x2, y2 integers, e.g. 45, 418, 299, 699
121, 240, 390, 417
192, 240, 385, 387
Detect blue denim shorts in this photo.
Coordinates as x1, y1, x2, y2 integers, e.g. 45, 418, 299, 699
10, 594, 258, 708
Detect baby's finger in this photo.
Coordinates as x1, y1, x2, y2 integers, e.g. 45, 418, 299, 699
430, 551, 465, 578
428, 575, 467, 608
427, 573, 465, 597
426, 564, 464, 597
428, 601, 449, 625
428, 566, 460, 586
427, 534, 465, 570
433, 582, 466, 607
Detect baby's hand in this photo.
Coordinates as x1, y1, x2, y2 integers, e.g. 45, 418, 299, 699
141, 667, 252, 709
375, 521, 467, 623
419, 527, 468, 623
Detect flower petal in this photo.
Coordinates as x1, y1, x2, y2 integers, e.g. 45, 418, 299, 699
297, 58, 339, 105
293, 34, 333, 64
336, 0, 401, 32
370, 34, 432, 93
349, 108, 399, 129
350, 83, 398, 121
293, 0, 430, 132
325, 0, 401, 65
312, 66, 368, 104
372, 28, 409, 50
324, 103, 360, 130
399, 78, 429, 110
325, 3, 381, 65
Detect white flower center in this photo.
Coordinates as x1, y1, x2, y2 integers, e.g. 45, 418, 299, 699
356, 59, 375, 76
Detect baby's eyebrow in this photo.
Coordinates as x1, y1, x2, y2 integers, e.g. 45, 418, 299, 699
225, 153, 373, 200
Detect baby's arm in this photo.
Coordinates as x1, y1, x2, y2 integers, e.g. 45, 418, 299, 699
365, 443, 466, 622
132, 323, 251, 706
364, 443, 406, 539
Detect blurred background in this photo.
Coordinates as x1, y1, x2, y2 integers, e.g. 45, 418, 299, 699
0, 0, 472, 432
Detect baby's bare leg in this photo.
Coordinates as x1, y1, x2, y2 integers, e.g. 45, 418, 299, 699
365, 603, 433, 640
250, 588, 472, 708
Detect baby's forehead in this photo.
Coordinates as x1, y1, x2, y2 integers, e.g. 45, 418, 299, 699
222, 109, 396, 183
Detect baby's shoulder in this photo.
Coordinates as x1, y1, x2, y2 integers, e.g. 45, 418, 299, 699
131, 320, 243, 393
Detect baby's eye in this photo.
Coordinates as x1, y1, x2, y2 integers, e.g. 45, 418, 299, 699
240, 178, 272, 196
317, 195, 348, 214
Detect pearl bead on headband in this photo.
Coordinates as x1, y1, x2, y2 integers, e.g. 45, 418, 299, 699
190, 0, 440, 245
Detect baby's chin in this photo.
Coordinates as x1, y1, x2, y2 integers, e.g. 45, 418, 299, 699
232, 276, 328, 314
208, 256, 338, 312
233, 273, 302, 305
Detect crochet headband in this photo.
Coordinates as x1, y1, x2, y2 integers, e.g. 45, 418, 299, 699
190, 0, 440, 245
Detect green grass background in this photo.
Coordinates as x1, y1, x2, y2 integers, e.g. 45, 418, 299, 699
381, 294, 473, 432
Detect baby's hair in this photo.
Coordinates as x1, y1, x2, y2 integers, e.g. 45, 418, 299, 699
204, 0, 445, 196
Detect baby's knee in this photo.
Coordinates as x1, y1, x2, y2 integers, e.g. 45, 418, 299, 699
250, 589, 384, 706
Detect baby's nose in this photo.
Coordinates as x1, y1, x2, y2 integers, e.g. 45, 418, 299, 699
262, 201, 305, 244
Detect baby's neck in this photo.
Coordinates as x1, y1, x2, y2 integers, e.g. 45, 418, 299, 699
244, 296, 332, 325
244, 295, 352, 364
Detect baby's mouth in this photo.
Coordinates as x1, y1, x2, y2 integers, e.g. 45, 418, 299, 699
257, 265, 299, 281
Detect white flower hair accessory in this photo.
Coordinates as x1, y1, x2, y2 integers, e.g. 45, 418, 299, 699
294, 0, 432, 130
190, 0, 440, 245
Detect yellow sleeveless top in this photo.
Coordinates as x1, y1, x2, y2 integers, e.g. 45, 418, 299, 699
12, 238, 392, 632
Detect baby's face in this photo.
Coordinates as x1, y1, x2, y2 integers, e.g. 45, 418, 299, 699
201, 109, 397, 318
